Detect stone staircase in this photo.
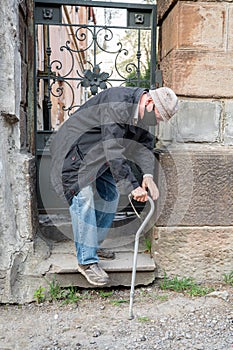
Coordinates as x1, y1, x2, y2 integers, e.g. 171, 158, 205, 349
38, 214, 156, 288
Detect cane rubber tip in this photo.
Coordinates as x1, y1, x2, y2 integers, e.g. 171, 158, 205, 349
128, 315, 134, 320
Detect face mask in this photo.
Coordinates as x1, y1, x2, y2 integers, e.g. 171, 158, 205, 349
142, 105, 157, 126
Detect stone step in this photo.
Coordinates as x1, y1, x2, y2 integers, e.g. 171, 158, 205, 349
37, 239, 156, 288
46, 251, 156, 288
38, 213, 156, 288
39, 213, 144, 242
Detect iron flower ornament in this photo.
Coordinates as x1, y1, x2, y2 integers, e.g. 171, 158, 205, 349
81, 64, 109, 95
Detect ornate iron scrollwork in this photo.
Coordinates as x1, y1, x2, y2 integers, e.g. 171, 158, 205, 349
42, 22, 151, 116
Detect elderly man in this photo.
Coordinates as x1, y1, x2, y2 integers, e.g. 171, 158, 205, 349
50, 86, 178, 286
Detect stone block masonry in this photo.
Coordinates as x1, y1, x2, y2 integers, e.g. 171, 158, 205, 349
158, 100, 222, 143
159, 99, 233, 146
152, 226, 233, 283
156, 0, 233, 282
156, 147, 233, 227
224, 101, 233, 145
158, 1, 233, 97
152, 146, 233, 282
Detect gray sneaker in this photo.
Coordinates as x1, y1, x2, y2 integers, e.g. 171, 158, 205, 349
77, 263, 109, 286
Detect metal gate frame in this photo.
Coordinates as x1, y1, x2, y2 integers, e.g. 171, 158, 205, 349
34, 0, 158, 214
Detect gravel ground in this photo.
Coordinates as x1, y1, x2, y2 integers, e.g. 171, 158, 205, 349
0, 284, 232, 350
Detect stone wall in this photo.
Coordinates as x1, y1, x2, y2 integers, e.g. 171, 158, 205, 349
154, 0, 233, 282
0, 0, 37, 303
158, 0, 233, 98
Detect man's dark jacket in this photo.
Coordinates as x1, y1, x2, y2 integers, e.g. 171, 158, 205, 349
50, 86, 155, 205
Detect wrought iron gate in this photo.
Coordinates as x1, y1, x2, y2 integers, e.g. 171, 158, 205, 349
34, 0, 158, 213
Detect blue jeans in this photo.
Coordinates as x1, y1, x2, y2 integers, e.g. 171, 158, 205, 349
69, 169, 120, 265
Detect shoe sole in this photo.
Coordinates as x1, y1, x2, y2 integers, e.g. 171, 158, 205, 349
98, 255, 115, 260
77, 265, 109, 287
97, 250, 115, 260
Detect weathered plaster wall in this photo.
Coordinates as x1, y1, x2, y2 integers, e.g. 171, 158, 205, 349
0, 0, 37, 303
155, 0, 233, 282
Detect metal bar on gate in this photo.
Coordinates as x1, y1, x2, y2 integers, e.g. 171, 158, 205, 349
35, 0, 156, 11
128, 196, 155, 320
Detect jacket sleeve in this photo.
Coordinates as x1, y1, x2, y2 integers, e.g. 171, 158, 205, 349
129, 127, 155, 177
101, 121, 140, 195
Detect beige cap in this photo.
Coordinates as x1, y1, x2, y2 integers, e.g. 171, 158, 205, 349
149, 87, 178, 121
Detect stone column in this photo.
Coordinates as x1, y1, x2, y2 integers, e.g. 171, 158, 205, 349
0, 0, 37, 303
154, 0, 233, 282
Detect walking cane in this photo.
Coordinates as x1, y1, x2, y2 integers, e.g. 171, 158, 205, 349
128, 194, 155, 320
